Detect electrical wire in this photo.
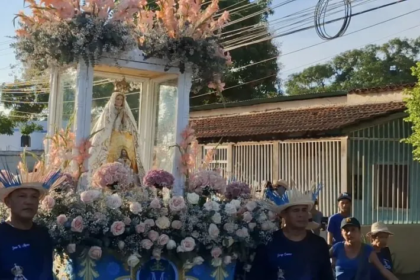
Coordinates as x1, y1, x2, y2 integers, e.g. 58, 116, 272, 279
314, 0, 352, 40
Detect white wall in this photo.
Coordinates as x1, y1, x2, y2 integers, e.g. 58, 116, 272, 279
0, 121, 69, 152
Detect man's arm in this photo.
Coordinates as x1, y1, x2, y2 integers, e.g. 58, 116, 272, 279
319, 239, 335, 280
248, 245, 269, 279
326, 216, 334, 246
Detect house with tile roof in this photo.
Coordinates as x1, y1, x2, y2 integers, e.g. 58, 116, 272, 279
190, 83, 419, 274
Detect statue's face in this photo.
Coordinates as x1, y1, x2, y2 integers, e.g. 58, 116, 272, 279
115, 94, 124, 107
121, 149, 127, 157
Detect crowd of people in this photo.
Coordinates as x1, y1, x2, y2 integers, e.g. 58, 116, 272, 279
0, 176, 399, 279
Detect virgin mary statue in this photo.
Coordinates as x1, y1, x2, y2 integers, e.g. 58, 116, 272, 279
89, 91, 146, 181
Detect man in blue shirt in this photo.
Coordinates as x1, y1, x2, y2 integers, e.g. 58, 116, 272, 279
327, 192, 352, 246
249, 188, 334, 280
0, 170, 58, 280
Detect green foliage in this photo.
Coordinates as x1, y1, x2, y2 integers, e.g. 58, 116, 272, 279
19, 122, 43, 136
190, 0, 281, 105
285, 38, 420, 95
403, 62, 420, 161
0, 113, 15, 135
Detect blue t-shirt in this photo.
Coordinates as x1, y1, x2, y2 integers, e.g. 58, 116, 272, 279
370, 248, 393, 280
249, 230, 334, 280
327, 213, 346, 244
332, 242, 373, 280
0, 222, 54, 280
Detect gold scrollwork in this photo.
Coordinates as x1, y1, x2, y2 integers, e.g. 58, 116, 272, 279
77, 250, 99, 280
211, 266, 229, 280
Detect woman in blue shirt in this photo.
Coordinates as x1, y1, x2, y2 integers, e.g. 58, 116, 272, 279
330, 217, 398, 280
367, 222, 394, 280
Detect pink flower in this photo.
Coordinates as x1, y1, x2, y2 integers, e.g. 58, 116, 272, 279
123, 217, 132, 226
88, 246, 102, 260
56, 214, 68, 226
143, 169, 175, 188
129, 202, 142, 214
168, 196, 186, 212
180, 237, 196, 252
211, 247, 222, 258
158, 234, 169, 246
242, 211, 253, 223
208, 223, 220, 239
135, 223, 146, 233
171, 220, 182, 230
141, 239, 153, 250
148, 230, 159, 242
226, 182, 251, 200
110, 221, 125, 236
41, 195, 55, 210
236, 227, 249, 238
188, 170, 226, 195
71, 216, 84, 233
150, 198, 161, 209
80, 190, 101, 203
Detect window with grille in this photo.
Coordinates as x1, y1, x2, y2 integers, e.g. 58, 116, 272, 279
375, 164, 409, 209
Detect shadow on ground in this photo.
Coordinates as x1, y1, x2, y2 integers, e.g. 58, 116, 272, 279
397, 271, 420, 280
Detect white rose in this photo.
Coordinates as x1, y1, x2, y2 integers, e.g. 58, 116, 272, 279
236, 227, 249, 238
223, 223, 236, 233
204, 201, 220, 212
118, 241, 125, 250
257, 212, 267, 222
231, 199, 241, 209
245, 201, 257, 211
129, 202, 142, 214
106, 194, 122, 209
155, 216, 170, 229
224, 203, 237, 215
208, 223, 220, 239
127, 254, 140, 268
224, 256, 232, 265
193, 256, 204, 265
187, 192, 200, 205
211, 213, 222, 224
166, 240, 177, 250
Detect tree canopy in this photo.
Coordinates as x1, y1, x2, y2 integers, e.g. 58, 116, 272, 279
285, 38, 420, 95
404, 62, 420, 161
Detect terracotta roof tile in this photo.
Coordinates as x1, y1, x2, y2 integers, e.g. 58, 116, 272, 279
192, 102, 406, 139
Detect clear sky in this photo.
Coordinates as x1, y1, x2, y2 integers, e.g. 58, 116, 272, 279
0, 0, 419, 84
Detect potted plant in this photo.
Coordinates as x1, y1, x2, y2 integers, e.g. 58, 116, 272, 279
20, 122, 43, 147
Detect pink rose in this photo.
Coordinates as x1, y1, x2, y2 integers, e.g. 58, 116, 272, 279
208, 223, 220, 239
110, 221, 125, 236
242, 211, 253, 223
135, 223, 146, 233
144, 219, 155, 227
41, 195, 55, 210
148, 230, 159, 242
88, 246, 102, 260
236, 227, 249, 238
211, 247, 222, 258
141, 239, 153, 250
150, 198, 161, 209
123, 217, 132, 226
168, 196, 186, 212
56, 214, 68, 226
171, 220, 182, 230
180, 237, 196, 252
129, 202, 142, 214
158, 234, 169, 246
80, 190, 100, 204
67, 244, 76, 254
71, 216, 84, 233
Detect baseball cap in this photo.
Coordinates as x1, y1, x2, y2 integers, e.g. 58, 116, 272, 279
341, 217, 361, 229
337, 192, 352, 202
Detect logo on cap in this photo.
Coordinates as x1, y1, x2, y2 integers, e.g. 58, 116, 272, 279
346, 218, 352, 223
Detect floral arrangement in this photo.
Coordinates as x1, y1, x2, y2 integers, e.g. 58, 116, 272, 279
32, 181, 278, 275
188, 170, 227, 197
143, 169, 175, 189
13, 0, 231, 92
91, 162, 134, 191
13, 0, 137, 70
225, 182, 251, 200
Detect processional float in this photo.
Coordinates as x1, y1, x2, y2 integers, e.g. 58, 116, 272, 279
7, 1, 278, 280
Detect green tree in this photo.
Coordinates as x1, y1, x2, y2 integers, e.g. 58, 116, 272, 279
404, 62, 420, 161
190, 0, 281, 105
285, 38, 420, 95
0, 113, 14, 135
